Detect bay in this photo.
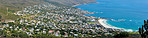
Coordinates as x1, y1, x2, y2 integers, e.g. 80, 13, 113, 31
76, 0, 148, 31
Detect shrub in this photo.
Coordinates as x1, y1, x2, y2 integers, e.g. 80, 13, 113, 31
114, 32, 129, 38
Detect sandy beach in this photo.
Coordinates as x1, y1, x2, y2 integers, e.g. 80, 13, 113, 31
98, 18, 120, 29
98, 19, 134, 32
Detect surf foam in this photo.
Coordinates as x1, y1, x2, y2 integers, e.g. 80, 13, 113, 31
98, 19, 134, 32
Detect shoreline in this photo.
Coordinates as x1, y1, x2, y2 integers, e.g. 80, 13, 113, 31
73, 1, 134, 32
73, 2, 125, 31
72, 4, 81, 7
98, 18, 120, 29
98, 18, 134, 32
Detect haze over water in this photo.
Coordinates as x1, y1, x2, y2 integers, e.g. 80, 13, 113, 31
76, 0, 148, 31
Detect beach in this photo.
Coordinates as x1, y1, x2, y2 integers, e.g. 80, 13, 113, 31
72, 4, 81, 7
98, 18, 134, 32
98, 18, 120, 29
75, 0, 148, 31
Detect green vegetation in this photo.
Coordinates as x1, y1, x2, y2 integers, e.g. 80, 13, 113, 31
0, 0, 45, 20
0, 0, 96, 20
128, 32, 139, 34
139, 20, 148, 38
0, 22, 114, 38
0, 15, 1, 19
88, 22, 97, 24
0, 6, 19, 20
114, 32, 129, 38
45, 0, 96, 6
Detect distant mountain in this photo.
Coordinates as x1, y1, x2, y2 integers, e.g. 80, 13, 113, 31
0, 0, 96, 20
46, 0, 96, 6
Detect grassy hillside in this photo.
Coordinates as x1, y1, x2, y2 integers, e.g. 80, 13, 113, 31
0, 0, 96, 20
0, 0, 46, 20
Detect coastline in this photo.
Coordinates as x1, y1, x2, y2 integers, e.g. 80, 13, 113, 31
72, 4, 81, 7
72, 2, 98, 7
98, 18, 134, 32
73, 0, 136, 32
98, 18, 120, 29
73, 2, 125, 31
73, 1, 134, 32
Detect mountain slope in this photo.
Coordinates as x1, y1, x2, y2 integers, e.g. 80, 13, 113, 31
46, 0, 96, 6
0, 0, 96, 21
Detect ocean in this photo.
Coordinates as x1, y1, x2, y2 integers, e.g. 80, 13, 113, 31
76, 0, 148, 31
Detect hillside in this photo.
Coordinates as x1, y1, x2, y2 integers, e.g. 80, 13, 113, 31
0, 0, 46, 20
46, 0, 96, 6
0, 0, 96, 21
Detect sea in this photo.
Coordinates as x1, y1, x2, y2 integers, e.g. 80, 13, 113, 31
76, 0, 148, 31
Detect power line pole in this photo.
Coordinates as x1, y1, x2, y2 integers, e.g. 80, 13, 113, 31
7, 7, 9, 15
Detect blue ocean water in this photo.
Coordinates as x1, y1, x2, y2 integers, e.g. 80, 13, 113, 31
76, 0, 148, 31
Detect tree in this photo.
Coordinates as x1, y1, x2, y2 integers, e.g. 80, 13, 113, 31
0, 15, 2, 19
19, 32, 29, 38
139, 20, 148, 38
114, 32, 129, 38
8, 22, 15, 26
0, 15, 2, 22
